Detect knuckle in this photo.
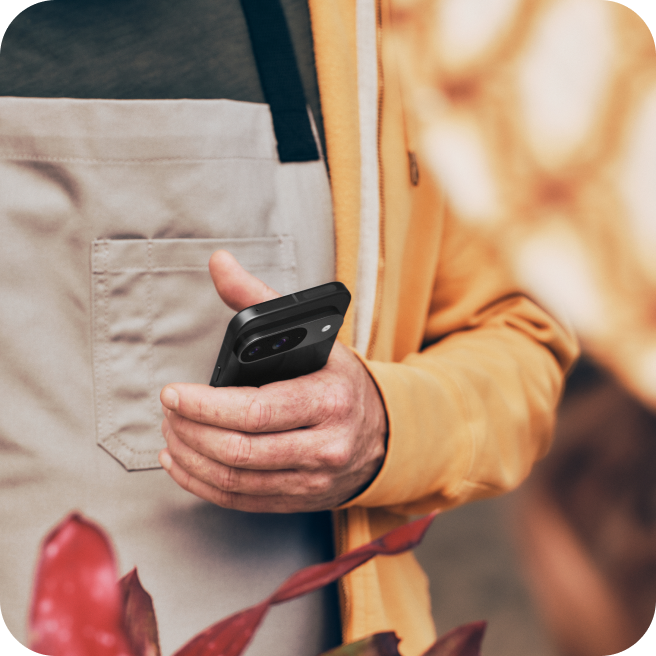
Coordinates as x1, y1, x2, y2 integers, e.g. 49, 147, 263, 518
318, 440, 351, 470
197, 393, 219, 424
168, 415, 188, 441
242, 394, 273, 432
171, 416, 200, 447
216, 489, 238, 510
223, 431, 252, 468
306, 473, 333, 496
218, 466, 242, 493
294, 470, 328, 497
321, 384, 351, 422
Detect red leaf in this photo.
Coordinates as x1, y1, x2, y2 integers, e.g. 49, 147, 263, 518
422, 621, 487, 656
173, 602, 269, 656
28, 513, 135, 656
173, 511, 439, 656
272, 511, 439, 603
320, 632, 402, 656
119, 569, 161, 656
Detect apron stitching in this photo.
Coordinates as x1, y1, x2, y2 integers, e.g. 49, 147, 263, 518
103, 241, 114, 447
146, 240, 158, 436
92, 242, 104, 443
105, 440, 161, 458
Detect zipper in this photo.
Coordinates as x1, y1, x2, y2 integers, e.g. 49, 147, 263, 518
367, 0, 420, 360
366, 0, 386, 361
338, 0, 420, 640
338, 0, 385, 640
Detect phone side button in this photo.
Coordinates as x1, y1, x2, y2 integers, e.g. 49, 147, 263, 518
210, 366, 221, 387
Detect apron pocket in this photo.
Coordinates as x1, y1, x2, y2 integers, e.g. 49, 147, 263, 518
91, 236, 298, 471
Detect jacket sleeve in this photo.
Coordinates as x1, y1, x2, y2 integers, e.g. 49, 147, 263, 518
342, 205, 579, 515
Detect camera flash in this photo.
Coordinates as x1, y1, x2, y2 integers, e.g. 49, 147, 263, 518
322, 324, 331, 332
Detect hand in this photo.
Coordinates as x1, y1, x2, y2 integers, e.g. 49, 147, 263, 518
158, 250, 388, 513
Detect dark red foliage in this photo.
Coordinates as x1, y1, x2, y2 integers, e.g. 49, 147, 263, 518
173, 511, 439, 656
272, 511, 438, 604
28, 513, 135, 656
119, 569, 161, 656
27, 510, 477, 656
172, 602, 269, 656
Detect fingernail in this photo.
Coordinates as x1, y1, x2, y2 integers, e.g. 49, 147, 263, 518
159, 449, 173, 471
161, 387, 179, 410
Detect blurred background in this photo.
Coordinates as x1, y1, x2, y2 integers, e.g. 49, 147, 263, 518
392, 1, 656, 654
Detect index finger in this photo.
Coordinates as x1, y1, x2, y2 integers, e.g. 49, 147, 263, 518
160, 377, 337, 433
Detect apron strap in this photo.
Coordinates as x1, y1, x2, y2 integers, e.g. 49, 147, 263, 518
240, 0, 320, 163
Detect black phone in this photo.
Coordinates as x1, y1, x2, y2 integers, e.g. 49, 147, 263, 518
209, 282, 351, 388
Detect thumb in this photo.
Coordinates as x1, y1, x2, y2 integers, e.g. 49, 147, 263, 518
209, 250, 281, 312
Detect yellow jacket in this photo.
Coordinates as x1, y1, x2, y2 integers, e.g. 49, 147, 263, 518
308, 1, 579, 654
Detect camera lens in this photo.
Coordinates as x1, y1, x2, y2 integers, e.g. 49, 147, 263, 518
240, 327, 307, 363
272, 336, 289, 350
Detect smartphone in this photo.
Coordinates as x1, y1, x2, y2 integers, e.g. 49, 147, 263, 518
209, 282, 351, 388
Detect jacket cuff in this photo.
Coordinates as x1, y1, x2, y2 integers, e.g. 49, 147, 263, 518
338, 350, 474, 511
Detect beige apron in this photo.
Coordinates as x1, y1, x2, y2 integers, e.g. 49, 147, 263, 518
0, 96, 339, 654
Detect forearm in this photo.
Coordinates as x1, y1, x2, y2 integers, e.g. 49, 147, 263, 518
342, 294, 578, 515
